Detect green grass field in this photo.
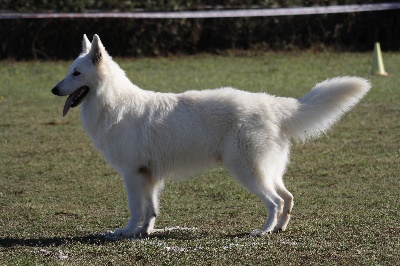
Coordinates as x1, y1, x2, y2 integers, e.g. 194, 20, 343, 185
0, 52, 399, 265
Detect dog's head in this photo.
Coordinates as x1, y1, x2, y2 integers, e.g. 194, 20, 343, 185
52, 34, 106, 116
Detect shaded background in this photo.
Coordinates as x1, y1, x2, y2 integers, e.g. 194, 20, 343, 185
1, 0, 400, 60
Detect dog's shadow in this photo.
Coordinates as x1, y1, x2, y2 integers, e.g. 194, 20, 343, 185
0, 234, 109, 248
0, 230, 250, 248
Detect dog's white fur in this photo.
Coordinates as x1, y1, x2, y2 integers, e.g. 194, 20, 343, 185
52, 34, 371, 238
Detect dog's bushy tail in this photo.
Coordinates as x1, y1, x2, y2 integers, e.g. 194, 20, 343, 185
284, 77, 371, 142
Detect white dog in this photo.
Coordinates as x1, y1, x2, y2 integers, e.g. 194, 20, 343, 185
52, 34, 370, 238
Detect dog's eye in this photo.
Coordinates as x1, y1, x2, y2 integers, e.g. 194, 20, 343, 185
73, 71, 81, 76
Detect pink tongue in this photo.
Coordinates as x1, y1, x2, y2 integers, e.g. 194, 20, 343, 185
63, 93, 76, 117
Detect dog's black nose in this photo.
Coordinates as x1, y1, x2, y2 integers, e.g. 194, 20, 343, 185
52, 87, 59, 95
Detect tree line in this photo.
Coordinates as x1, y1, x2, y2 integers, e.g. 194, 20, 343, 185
0, 0, 399, 59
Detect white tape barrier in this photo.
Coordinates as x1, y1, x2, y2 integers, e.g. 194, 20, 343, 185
1, 3, 400, 19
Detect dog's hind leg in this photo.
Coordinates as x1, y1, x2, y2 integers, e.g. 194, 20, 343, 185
271, 145, 293, 232
249, 170, 284, 236
260, 142, 294, 232
225, 154, 284, 236
273, 178, 293, 232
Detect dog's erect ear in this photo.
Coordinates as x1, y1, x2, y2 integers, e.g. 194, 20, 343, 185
88, 34, 104, 65
82, 34, 91, 54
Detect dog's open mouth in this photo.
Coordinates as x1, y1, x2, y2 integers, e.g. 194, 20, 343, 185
63, 86, 90, 117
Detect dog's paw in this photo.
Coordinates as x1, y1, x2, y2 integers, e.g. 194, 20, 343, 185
272, 226, 285, 233
250, 229, 272, 237
134, 226, 153, 238
103, 228, 135, 240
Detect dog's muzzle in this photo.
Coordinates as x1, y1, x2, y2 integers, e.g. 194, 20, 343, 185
51, 86, 90, 117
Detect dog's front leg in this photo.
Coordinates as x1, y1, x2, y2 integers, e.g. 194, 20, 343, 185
106, 173, 145, 239
135, 180, 164, 237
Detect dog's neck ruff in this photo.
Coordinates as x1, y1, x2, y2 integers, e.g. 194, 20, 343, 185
80, 79, 145, 149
